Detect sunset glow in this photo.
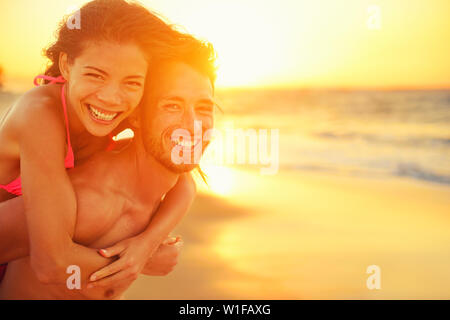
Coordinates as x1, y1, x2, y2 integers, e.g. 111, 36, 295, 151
0, 0, 449, 91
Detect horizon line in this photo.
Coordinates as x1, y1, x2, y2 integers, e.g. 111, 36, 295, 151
1, 78, 449, 94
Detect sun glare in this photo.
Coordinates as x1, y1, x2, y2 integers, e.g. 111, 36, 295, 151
198, 164, 236, 196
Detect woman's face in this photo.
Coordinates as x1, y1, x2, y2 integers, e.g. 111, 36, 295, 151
60, 41, 148, 137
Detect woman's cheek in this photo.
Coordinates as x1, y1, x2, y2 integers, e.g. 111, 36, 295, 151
129, 90, 145, 110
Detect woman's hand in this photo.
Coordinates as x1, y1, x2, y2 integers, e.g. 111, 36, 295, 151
142, 236, 183, 276
87, 235, 183, 288
87, 233, 162, 288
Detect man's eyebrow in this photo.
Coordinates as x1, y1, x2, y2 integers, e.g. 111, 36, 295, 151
160, 96, 185, 102
198, 98, 214, 105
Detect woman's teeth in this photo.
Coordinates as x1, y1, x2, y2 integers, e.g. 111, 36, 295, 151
88, 104, 119, 122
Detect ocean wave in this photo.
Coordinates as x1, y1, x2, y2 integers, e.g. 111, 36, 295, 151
313, 131, 450, 148
393, 162, 450, 185
284, 162, 450, 186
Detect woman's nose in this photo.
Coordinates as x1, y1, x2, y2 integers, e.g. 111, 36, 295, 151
96, 83, 123, 106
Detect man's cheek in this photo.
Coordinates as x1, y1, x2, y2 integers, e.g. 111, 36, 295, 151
203, 122, 214, 134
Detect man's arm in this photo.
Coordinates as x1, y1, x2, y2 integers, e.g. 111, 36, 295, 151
88, 173, 195, 287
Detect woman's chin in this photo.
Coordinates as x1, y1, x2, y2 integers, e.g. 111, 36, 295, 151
85, 121, 118, 137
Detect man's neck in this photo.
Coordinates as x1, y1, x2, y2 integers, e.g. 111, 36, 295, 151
117, 139, 179, 204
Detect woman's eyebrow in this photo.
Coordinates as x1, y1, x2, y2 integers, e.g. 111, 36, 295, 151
84, 66, 108, 75
84, 66, 144, 79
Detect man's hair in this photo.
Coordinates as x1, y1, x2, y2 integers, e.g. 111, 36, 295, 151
136, 32, 217, 131
147, 33, 217, 90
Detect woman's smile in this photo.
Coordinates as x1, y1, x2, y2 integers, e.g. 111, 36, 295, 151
84, 102, 124, 125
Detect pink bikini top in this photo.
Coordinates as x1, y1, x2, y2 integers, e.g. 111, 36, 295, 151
0, 75, 75, 196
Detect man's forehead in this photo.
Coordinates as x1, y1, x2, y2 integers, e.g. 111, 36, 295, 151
153, 62, 213, 100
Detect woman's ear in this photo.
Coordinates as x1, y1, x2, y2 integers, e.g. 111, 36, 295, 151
59, 52, 71, 80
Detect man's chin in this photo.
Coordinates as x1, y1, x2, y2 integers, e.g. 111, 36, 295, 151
167, 163, 199, 174
157, 156, 199, 174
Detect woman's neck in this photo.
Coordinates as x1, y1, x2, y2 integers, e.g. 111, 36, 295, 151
60, 84, 109, 161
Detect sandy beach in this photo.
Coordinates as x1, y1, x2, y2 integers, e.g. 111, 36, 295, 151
125, 168, 450, 299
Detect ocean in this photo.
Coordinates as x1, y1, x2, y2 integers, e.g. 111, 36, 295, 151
214, 88, 450, 186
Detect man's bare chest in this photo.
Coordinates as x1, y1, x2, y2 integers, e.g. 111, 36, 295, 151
72, 182, 158, 249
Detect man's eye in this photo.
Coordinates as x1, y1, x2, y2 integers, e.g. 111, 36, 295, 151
85, 73, 104, 80
164, 104, 181, 111
197, 106, 214, 115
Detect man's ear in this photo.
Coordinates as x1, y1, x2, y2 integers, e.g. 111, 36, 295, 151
59, 52, 71, 80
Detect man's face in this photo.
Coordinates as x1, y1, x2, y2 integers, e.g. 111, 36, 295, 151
141, 62, 214, 173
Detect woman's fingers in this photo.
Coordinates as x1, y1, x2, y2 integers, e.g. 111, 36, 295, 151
98, 242, 126, 258
174, 239, 184, 250
162, 236, 178, 245
90, 258, 127, 281
87, 270, 135, 289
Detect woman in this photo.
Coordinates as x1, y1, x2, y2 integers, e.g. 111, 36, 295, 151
0, 0, 195, 287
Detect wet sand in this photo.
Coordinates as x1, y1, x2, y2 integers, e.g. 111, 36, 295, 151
125, 169, 450, 299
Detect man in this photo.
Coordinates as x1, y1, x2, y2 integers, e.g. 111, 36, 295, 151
0, 37, 216, 299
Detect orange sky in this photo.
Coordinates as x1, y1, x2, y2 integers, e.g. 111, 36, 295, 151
0, 0, 449, 91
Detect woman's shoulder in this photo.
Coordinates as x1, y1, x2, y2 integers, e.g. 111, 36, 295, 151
0, 85, 67, 150
17, 84, 60, 114
7, 85, 65, 134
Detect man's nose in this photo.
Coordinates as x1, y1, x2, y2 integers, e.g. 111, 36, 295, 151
96, 83, 123, 106
180, 107, 200, 133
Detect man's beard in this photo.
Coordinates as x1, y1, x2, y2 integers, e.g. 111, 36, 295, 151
142, 133, 200, 174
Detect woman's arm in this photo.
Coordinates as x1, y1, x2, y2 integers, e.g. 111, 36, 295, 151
0, 194, 114, 285
0, 196, 182, 280
0, 197, 28, 263
10, 96, 115, 285
88, 173, 196, 287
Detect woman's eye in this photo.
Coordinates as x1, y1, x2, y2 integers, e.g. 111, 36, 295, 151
125, 81, 142, 88
86, 73, 104, 80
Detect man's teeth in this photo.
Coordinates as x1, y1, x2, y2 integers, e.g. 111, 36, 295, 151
88, 105, 118, 122
174, 138, 201, 148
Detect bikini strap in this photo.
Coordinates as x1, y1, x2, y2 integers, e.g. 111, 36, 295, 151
60, 83, 74, 158
33, 74, 74, 163
33, 75, 66, 86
